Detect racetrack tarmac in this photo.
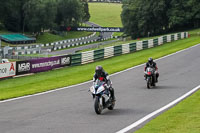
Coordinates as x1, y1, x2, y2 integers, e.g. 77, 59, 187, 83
0, 44, 200, 133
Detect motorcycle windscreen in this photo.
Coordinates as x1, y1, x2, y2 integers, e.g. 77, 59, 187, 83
90, 86, 95, 94
96, 86, 105, 94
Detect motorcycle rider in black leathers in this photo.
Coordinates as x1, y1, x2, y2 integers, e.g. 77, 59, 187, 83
144, 57, 159, 83
93, 65, 116, 102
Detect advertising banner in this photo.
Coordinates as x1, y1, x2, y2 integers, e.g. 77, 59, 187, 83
30, 56, 61, 73
0, 62, 16, 78
16, 55, 71, 75
30, 55, 71, 73
59, 55, 71, 67
16, 60, 31, 75
61, 26, 124, 32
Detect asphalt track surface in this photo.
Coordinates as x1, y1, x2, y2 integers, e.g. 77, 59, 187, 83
0, 44, 200, 133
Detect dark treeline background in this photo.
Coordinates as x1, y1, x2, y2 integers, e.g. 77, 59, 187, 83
88, 0, 122, 2
0, 0, 90, 35
121, 0, 200, 39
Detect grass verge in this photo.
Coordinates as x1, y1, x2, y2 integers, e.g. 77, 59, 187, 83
36, 31, 93, 44
0, 33, 199, 100
135, 89, 200, 133
89, 3, 122, 27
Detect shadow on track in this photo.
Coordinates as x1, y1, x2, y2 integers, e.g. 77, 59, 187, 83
101, 108, 136, 116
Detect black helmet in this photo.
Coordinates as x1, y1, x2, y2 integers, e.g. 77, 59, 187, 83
148, 57, 153, 64
95, 65, 103, 77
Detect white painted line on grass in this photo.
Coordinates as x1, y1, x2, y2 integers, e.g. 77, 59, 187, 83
116, 84, 200, 133
0, 43, 200, 104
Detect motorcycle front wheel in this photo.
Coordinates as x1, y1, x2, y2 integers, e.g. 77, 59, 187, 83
94, 96, 103, 114
147, 77, 151, 89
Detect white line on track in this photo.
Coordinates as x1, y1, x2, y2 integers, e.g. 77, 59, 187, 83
116, 85, 200, 133
0, 43, 200, 105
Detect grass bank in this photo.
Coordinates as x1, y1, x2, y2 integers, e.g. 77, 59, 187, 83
135, 89, 200, 133
36, 31, 93, 44
0, 30, 199, 100
89, 3, 122, 27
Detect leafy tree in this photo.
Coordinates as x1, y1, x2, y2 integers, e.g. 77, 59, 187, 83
23, 0, 44, 34
121, 0, 140, 38
81, 0, 90, 22
168, 0, 200, 30
56, 0, 84, 27
0, 0, 23, 31
121, 0, 200, 39
0, 0, 89, 33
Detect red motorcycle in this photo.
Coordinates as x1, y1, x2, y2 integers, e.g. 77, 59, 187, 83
145, 67, 156, 89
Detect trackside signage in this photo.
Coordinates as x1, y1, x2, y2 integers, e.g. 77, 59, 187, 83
61, 26, 124, 32
0, 62, 16, 78
16, 60, 31, 75
16, 55, 71, 75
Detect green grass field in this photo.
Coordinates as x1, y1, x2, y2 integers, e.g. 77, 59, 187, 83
89, 3, 122, 27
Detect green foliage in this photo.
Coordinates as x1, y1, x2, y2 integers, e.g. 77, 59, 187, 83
121, 0, 200, 39
81, 0, 90, 22
0, 0, 90, 33
168, 0, 200, 29
56, 0, 83, 26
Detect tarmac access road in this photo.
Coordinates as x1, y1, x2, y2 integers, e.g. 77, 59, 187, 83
0, 44, 200, 133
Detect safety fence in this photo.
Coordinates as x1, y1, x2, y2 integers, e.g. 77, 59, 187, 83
11, 32, 117, 55
12, 32, 97, 55
70, 32, 188, 65
0, 32, 188, 79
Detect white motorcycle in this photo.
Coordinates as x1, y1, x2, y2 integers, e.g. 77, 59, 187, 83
89, 79, 115, 114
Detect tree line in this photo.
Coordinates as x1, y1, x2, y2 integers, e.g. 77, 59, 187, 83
0, 0, 90, 35
88, 0, 122, 2
121, 0, 200, 39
